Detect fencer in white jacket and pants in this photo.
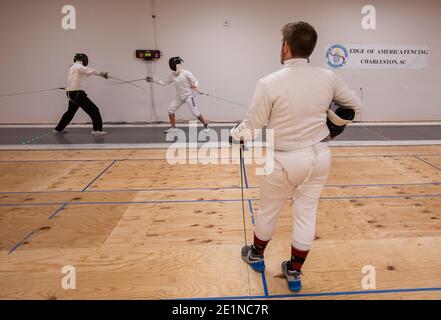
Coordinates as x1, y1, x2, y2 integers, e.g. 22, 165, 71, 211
147, 57, 209, 133
231, 22, 362, 292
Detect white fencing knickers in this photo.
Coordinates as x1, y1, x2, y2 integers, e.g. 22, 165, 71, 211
254, 141, 331, 251
167, 95, 201, 117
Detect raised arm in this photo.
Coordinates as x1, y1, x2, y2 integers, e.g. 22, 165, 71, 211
79, 65, 109, 79
79, 65, 100, 77
146, 74, 173, 86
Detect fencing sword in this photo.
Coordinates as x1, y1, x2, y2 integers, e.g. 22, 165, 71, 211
0, 87, 65, 98
108, 76, 146, 90
0, 74, 147, 99
197, 92, 249, 109
112, 77, 147, 84
239, 140, 248, 246
143, 75, 250, 109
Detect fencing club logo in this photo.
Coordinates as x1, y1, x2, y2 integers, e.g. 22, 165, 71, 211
326, 44, 349, 68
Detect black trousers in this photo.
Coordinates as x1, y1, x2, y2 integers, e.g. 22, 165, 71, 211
55, 91, 103, 131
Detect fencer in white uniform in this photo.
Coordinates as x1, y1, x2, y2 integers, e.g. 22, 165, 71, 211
230, 22, 362, 292
147, 57, 209, 133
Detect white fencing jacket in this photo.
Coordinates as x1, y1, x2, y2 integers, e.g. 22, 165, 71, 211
154, 69, 199, 99
231, 58, 362, 151
66, 62, 101, 91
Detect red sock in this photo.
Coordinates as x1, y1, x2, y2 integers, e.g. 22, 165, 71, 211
252, 233, 270, 256
288, 246, 309, 272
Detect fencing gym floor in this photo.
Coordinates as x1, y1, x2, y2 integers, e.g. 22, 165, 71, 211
1, 123, 441, 146
1, 124, 441, 300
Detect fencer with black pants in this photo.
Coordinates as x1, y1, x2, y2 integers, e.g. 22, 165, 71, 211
231, 58, 362, 283
55, 61, 108, 134
56, 91, 103, 132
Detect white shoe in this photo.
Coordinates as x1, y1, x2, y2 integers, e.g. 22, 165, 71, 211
163, 127, 177, 133
91, 130, 108, 136
52, 129, 68, 134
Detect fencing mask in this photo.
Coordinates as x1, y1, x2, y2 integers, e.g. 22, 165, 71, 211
74, 53, 89, 67
327, 103, 356, 138
169, 56, 184, 72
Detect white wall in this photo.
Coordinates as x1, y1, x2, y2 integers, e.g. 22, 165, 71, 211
0, 0, 440, 123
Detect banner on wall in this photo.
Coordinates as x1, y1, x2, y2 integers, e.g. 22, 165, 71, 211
324, 44, 429, 69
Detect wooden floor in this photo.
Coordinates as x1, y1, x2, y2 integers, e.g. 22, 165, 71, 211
1, 146, 441, 300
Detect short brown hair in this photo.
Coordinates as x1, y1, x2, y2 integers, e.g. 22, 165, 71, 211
282, 22, 318, 58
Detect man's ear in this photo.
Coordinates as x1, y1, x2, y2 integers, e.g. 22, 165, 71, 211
283, 41, 293, 58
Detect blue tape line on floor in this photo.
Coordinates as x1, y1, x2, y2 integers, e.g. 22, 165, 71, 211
242, 161, 269, 297
89, 186, 258, 193
0, 159, 110, 163
8, 231, 35, 255
332, 154, 441, 158
8, 204, 69, 255
0, 157, 243, 163
0, 186, 259, 195
325, 182, 441, 187
247, 200, 255, 225
48, 203, 67, 220
415, 156, 441, 171
2, 193, 441, 207
0, 199, 257, 207
1, 153, 441, 163
81, 160, 116, 191
184, 286, 441, 300
261, 271, 269, 297
320, 194, 441, 200
0, 182, 439, 195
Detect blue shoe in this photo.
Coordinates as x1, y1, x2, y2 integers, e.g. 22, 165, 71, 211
241, 245, 265, 272
281, 261, 302, 292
